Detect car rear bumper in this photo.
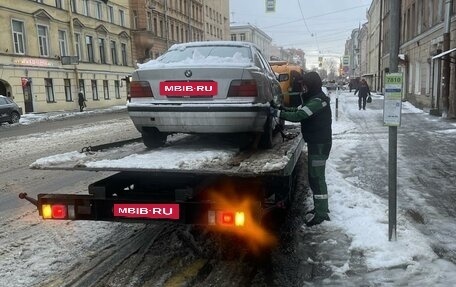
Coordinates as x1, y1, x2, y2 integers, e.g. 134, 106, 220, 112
127, 104, 269, 133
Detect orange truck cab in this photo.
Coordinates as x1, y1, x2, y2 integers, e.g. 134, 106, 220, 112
269, 61, 304, 107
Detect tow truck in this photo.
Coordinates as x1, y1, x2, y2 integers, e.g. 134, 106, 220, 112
19, 125, 304, 231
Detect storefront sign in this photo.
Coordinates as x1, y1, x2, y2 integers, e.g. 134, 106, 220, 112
383, 73, 403, 126
13, 58, 56, 67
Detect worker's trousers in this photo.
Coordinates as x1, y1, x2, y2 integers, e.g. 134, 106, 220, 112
307, 142, 332, 215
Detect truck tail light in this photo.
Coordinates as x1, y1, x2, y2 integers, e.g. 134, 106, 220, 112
227, 80, 258, 97
41, 204, 68, 219
130, 81, 154, 98
208, 210, 245, 227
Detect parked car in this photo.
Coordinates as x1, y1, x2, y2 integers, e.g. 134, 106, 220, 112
0, 95, 21, 124
127, 41, 285, 148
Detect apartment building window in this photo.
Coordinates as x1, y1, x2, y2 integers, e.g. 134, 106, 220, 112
79, 79, 85, 98
86, 35, 94, 62
55, 0, 62, 9
153, 18, 158, 35
160, 20, 163, 37
45, 78, 55, 102
133, 10, 138, 29
96, 1, 103, 20
240, 33, 246, 41
83, 0, 90, 16
75, 33, 82, 60
171, 24, 174, 40
58, 30, 68, 56
121, 43, 127, 66
176, 25, 179, 41
110, 40, 118, 65
119, 10, 125, 27
147, 12, 152, 31
231, 34, 236, 41
103, 80, 109, 100
98, 38, 106, 64
37, 25, 49, 57
91, 80, 99, 100
12, 20, 25, 54
64, 79, 72, 101
108, 6, 114, 23
114, 80, 120, 99
70, 0, 77, 13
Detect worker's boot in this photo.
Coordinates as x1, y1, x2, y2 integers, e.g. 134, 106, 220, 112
305, 209, 330, 227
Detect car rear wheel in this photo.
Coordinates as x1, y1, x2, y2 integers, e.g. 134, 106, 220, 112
8, 112, 20, 124
142, 129, 167, 148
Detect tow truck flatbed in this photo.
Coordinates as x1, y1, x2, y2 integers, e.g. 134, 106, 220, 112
30, 126, 303, 177
21, 125, 305, 226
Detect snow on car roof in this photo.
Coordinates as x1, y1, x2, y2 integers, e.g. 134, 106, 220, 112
137, 41, 256, 70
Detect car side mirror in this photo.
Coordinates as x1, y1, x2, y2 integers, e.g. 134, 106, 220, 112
278, 73, 289, 82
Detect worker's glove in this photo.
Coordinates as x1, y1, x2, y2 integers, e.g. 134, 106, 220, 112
269, 100, 283, 110
269, 107, 280, 118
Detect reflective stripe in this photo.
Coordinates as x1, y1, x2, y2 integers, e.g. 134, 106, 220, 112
300, 106, 313, 116
311, 159, 326, 167
314, 194, 328, 199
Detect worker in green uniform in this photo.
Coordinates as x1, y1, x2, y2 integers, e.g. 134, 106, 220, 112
270, 71, 332, 226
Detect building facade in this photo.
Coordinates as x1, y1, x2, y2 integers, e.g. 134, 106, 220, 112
230, 24, 272, 60
0, 0, 135, 114
203, 0, 229, 41
399, 0, 456, 117
130, 0, 206, 64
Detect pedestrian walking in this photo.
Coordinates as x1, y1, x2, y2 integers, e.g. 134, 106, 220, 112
78, 90, 86, 112
270, 71, 332, 226
354, 79, 371, 110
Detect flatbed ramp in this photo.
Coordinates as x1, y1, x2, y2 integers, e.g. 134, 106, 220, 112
30, 125, 304, 177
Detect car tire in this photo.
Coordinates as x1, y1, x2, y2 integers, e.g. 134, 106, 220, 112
8, 112, 20, 124
259, 115, 273, 149
142, 130, 167, 148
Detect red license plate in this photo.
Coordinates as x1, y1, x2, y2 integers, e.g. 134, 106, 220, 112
113, 203, 180, 219
159, 81, 217, 96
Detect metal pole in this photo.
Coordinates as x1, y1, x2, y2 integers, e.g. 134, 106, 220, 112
442, 0, 453, 117
388, 0, 401, 242
377, 0, 383, 91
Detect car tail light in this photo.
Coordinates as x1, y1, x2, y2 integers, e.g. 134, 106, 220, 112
227, 80, 258, 97
130, 81, 154, 98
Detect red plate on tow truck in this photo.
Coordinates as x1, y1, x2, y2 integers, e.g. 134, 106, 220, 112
159, 81, 218, 96
113, 203, 180, 219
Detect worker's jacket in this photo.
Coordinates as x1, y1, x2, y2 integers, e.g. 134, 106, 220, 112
278, 90, 332, 144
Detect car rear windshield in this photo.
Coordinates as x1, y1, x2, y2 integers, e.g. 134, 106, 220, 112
158, 46, 252, 63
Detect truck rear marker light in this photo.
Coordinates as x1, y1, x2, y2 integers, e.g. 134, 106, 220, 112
68, 204, 76, 219
207, 210, 245, 227
52, 204, 67, 219
235, 212, 245, 227
222, 212, 234, 225
208, 211, 216, 225
42, 204, 52, 219
41, 204, 68, 219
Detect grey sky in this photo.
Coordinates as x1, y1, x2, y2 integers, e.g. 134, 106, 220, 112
229, 0, 372, 56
